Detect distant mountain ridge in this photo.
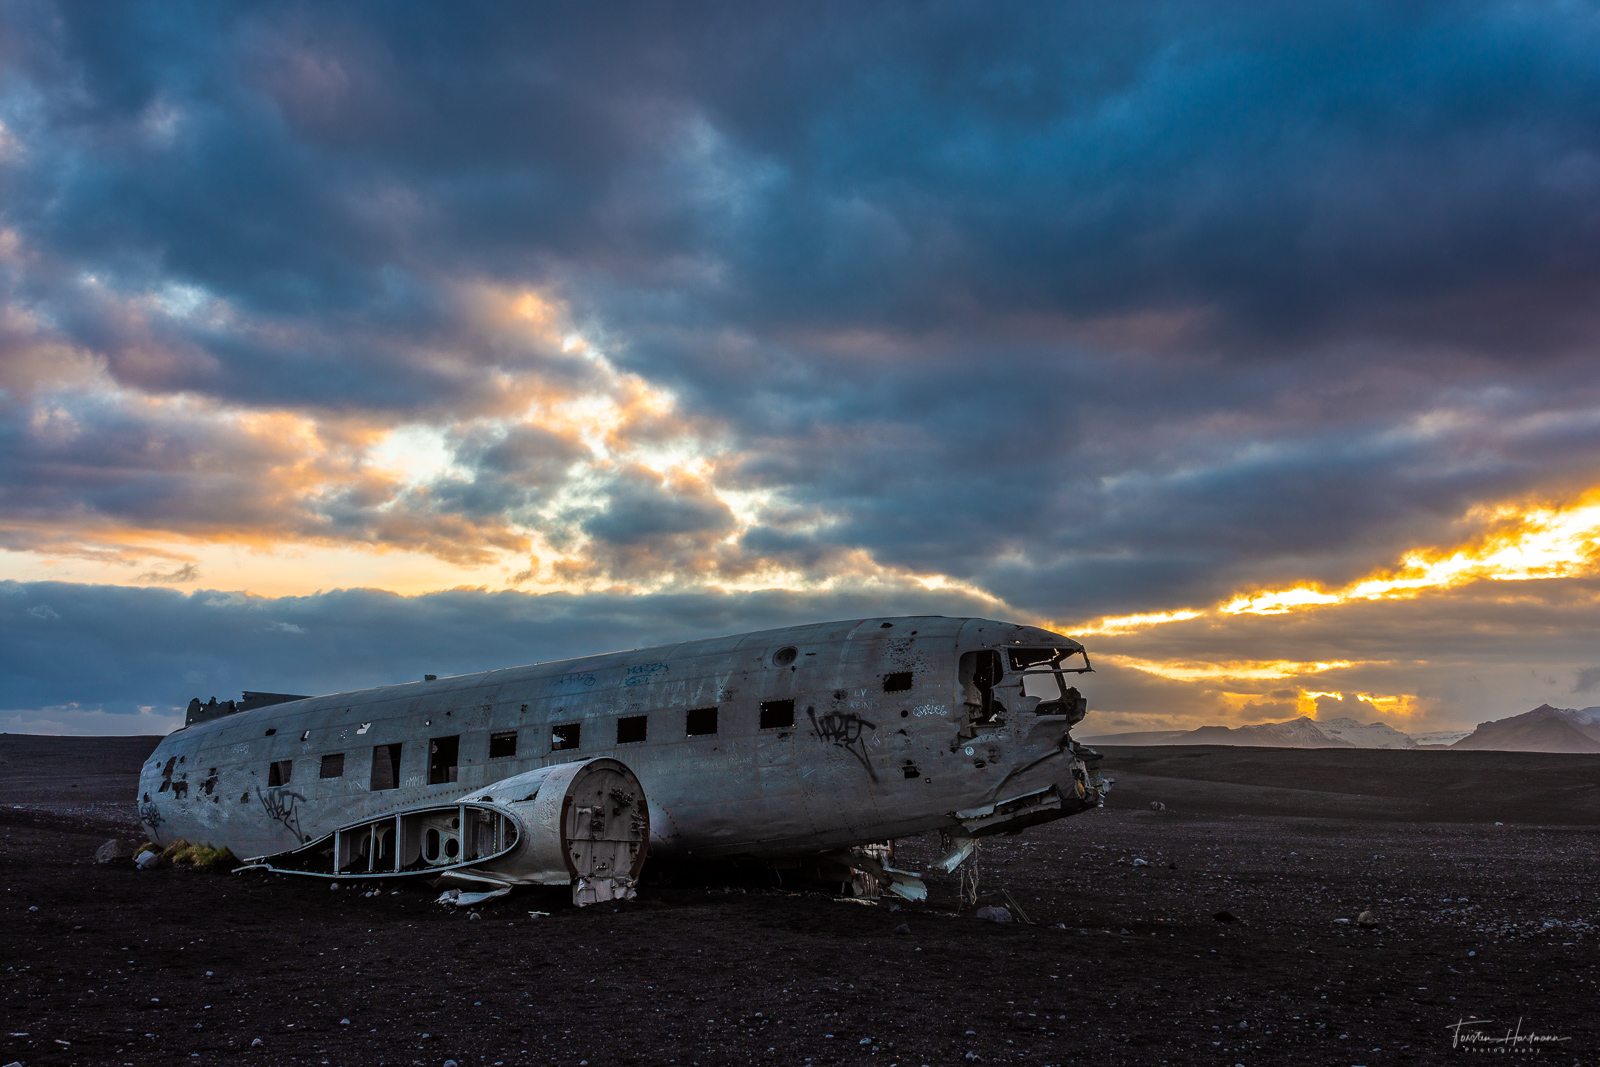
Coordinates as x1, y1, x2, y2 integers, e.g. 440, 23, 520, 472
1451, 704, 1600, 753
1084, 715, 1416, 749
1082, 704, 1600, 752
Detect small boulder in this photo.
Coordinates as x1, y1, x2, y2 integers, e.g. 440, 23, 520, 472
95, 839, 130, 864
1357, 910, 1381, 927
974, 905, 1012, 923
1148, 801, 1166, 811
134, 849, 161, 870
893, 923, 910, 935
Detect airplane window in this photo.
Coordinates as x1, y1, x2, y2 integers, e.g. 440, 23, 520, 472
685, 706, 719, 736
1008, 647, 1064, 671
267, 759, 293, 786
772, 646, 798, 666
370, 743, 402, 791
1021, 670, 1067, 701
1007, 647, 1090, 672
319, 753, 344, 779
551, 723, 581, 751
760, 699, 795, 729
617, 715, 647, 744
489, 731, 518, 758
883, 672, 913, 692
959, 650, 1004, 724
428, 735, 460, 785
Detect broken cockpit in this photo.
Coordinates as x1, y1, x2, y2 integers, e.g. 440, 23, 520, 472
957, 645, 1092, 741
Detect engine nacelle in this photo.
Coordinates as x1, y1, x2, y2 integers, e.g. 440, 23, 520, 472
459, 757, 650, 904
242, 757, 650, 907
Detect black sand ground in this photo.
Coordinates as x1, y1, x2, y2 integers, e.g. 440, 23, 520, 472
3, 735, 1597, 1066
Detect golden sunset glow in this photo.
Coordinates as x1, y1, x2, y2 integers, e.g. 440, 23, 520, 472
1222, 494, 1600, 615
1294, 690, 1417, 718
1076, 609, 1204, 634
1105, 654, 1355, 682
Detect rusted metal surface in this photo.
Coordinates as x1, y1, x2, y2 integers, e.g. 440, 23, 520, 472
138, 615, 1110, 904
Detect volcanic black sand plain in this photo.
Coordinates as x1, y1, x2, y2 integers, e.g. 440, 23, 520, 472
4, 735, 1598, 1066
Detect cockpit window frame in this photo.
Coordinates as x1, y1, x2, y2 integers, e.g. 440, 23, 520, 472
1006, 646, 1094, 675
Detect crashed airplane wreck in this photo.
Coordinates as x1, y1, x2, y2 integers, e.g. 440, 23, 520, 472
137, 616, 1110, 906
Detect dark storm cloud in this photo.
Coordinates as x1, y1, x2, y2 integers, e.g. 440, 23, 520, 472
5, 0, 1600, 692
9, 1, 1600, 381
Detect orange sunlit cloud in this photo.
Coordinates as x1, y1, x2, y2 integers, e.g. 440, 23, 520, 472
1222, 494, 1600, 615
1103, 654, 1355, 681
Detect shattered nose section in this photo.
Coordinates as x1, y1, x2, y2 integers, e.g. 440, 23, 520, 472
955, 743, 1111, 838
932, 743, 1110, 875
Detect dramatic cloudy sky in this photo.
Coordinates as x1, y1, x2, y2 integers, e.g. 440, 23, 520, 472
5, 0, 1600, 735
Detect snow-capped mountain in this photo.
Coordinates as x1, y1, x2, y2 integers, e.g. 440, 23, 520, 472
1450, 705, 1600, 753
1082, 715, 1416, 748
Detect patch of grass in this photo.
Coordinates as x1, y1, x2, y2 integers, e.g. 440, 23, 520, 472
157, 838, 190, 861
171, 843, 239, 870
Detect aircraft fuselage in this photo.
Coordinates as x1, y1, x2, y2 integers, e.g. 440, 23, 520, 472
137, 616, 1105, 878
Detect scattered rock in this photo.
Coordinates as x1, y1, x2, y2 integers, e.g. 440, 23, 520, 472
974, 905, 1012, 923
893, 923, 910, 935
1213, 910, 1237, 923
135, 850, 161, 870
1149, 801, 1166, 811
95, 839, 130, 864
1132, 858, 1148, 866
250, 1038, 263, 1047
1357, 910, 1381, 926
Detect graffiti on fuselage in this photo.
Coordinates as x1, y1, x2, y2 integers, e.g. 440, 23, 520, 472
256, 787, 307, 843
808, 707, 879, 780
138, 797, 164, 833
623, 662, 670, 687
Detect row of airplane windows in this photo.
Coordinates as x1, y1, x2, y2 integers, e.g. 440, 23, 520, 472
263, 699, 802, 791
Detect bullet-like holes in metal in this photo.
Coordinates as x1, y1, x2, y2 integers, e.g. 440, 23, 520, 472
772, 646, 798, 666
